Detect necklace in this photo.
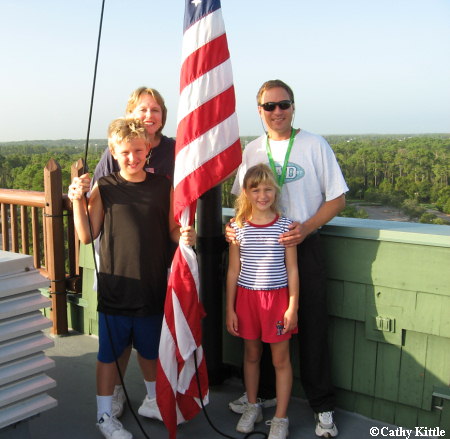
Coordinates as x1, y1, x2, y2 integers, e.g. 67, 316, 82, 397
146, 147, 153, 165
265, 128, 296, 187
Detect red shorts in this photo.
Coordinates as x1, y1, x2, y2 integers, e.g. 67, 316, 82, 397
235, 286, 298, 343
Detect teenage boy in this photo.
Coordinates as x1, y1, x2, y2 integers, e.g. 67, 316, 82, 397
69, 117, 195, 439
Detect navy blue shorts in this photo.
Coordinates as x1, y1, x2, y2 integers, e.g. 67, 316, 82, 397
97, 313, 163, 363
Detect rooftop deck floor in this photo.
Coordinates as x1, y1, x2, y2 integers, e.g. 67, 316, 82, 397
6, 330, 399, 439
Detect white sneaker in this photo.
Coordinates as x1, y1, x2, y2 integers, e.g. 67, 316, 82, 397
261, 397, 277, 409
229, 392, 277, 414
266, 417, 289, 439
315, 411, 338, 437
236, 403, 263, 433
111, 386, 126, 418
97, 413, 132, 439
138, 395, 162, 421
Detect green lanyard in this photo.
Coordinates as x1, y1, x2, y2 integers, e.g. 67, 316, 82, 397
265, 128, 296, 187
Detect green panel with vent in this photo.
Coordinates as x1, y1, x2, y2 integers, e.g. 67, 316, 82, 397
417, 408, 443, 429
321, 220, 450, 428
71, 217, 450, 429
423, 336, 450, 410
441, 399, 450, 430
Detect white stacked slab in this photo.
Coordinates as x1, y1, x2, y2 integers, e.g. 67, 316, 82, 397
0, 251, 57, 429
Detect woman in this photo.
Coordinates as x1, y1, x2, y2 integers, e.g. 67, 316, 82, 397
93, 86, 175, 184
91, 87, 176, 422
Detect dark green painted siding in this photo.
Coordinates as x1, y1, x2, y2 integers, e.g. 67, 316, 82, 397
73, 217, 450, 429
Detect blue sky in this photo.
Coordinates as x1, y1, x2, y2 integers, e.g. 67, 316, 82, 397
1, 0, 449, 141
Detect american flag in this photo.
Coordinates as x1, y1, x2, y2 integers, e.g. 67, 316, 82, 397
156, 0, 241, 437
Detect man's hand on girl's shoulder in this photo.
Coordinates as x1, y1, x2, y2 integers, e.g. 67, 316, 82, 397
279, 221, 311, 247
225, 218, 237, 244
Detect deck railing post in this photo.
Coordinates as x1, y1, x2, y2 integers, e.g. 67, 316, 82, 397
67, 159, 85, 293
44, 158, 68, 335
1, 204, 8, 251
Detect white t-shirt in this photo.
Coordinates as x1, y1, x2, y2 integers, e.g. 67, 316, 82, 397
232, 130, 348, 223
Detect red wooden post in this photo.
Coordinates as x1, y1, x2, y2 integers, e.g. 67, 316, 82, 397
44, 159, 68, 335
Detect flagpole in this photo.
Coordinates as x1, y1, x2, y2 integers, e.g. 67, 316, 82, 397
197, 185, 228, 385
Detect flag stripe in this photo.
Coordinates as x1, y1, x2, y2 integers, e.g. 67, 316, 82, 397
172, 282, 199, 357
177, 58, 234, 124
164, 246, 201, 351
176, 85, 236, 151
174, 112, 240, 188
180, 33, 229, 92
182, 8, 224, 63
173, 139, 242, 219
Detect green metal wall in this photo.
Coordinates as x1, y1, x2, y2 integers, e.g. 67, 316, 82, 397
72, 217, 450, 429
322, 219, 449, 429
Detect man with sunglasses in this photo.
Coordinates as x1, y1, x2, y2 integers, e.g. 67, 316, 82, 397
228, 79, 348, 438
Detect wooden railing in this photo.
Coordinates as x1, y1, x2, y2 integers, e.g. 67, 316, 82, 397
0, 158, 84, 335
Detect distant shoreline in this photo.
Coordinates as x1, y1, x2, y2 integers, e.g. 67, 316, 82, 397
351, 203, 450, 223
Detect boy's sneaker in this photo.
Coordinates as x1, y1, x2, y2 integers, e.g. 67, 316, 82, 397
315, 411, 338, 437
236, 403, 263, 433
111, 386, 126, 418
97, 413, 132, 439
229, 392, 277, 414
266, 416, 289, 439
138, 395, 162, 421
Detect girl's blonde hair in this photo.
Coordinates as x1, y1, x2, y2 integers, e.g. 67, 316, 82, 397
235, 163, 281, 227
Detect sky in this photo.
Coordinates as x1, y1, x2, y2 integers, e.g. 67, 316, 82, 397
1, 0, 449, 142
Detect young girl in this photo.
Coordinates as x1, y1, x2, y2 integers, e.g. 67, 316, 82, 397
226, 164, 299, 439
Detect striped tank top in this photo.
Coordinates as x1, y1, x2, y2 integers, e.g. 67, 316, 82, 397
232, 215, 292, 290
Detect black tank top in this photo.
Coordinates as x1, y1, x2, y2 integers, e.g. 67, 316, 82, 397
97, 172, 171, 316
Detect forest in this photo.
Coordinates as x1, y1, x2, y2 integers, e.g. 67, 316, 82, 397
225, 135, 450, 225
0, 141, 106, 193
332, 134, 450, 223
1, 134, 449, 225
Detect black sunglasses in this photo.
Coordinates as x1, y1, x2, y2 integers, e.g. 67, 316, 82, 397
259, 100, 293, 112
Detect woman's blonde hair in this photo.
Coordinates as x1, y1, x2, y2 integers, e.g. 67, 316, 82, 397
125, 86, 167, 135
235, 163, 281, 227
107, 118, 151, 152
